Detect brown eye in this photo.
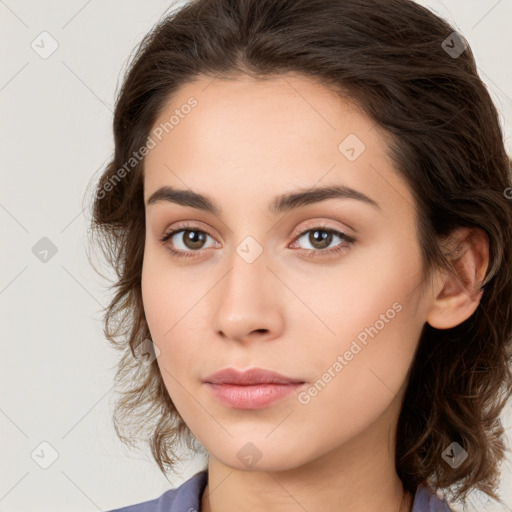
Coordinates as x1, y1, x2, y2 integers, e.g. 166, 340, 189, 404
306, 229, 334, 250
294, 227, 355, 254
160, 223, 356, 261
160, 225, 217, 259
178, 229, 208, 250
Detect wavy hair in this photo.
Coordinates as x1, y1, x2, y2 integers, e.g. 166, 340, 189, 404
87, 0, 512, 506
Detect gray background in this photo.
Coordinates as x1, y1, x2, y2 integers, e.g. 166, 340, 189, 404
1, 1, 511, 511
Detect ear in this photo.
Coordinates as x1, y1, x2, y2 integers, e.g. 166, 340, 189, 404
426, 227, 489, 330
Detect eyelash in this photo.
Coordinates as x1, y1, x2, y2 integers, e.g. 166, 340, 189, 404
159, 222, 356, 260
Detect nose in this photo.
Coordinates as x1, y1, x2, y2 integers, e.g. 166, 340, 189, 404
211, 247, 284, 344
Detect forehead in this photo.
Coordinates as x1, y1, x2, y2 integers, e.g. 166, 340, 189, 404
147, 73, 380, 158
143, 74, 415, 219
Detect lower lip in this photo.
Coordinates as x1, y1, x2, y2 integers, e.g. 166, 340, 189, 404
205, 382, 305, 409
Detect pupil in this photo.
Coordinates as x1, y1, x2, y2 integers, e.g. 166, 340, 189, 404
185, 230, 205, 249
311, 229, 331, 249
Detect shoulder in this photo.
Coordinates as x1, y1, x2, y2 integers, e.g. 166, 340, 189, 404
105, 470, 208, 512
412, 483, 454, 512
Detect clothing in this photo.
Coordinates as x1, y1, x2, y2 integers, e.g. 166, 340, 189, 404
106, 469, 453, 512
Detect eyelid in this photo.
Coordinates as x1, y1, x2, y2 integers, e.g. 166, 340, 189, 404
160, 220, 218, 246
160, 218, 354, 245
161, 219, 215, 236
290, 218, 355, 241
159, 219, 356, 266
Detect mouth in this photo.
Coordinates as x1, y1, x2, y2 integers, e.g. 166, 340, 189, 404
203, 367, 306, 386
204, 382, 305, 410
203, 367, 306, 410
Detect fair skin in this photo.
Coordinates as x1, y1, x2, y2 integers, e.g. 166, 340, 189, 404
141, 74, 489, 512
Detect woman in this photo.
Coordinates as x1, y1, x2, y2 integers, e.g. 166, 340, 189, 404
88, 0, 512, 510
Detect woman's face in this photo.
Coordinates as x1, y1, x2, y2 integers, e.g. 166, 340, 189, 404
141, 74, 435, 471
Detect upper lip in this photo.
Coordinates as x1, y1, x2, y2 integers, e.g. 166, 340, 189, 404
203, 367, 305, 385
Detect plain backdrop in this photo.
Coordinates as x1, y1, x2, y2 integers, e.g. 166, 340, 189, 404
1, 1, 511, 511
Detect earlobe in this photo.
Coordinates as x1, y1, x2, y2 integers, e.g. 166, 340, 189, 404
426, 227, 489, 330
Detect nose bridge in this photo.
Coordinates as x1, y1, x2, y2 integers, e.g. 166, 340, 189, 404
212, 233, 283, 340
223, 235, 270, 307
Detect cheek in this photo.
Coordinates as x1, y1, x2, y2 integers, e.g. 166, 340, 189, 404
141, 255, 169, 337
141, 260, 195, 414
141, 242, 190, 337
295, 240, 423, 397
141, 247, 205, 382
295, 301, 420, 451
292, 237, 422, 339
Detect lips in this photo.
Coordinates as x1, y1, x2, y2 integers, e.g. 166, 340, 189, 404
203, 367, 305, 385
205, 382, 304, 410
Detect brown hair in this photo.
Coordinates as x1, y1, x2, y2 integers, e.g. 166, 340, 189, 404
87, 0, 512, 506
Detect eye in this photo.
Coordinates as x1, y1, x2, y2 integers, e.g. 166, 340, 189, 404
159, 224, 217, 259
291, 224, 356, 258
159, 222, 356, 259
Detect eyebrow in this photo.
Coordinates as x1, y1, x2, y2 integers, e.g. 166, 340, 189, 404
145, 184, 380, 215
